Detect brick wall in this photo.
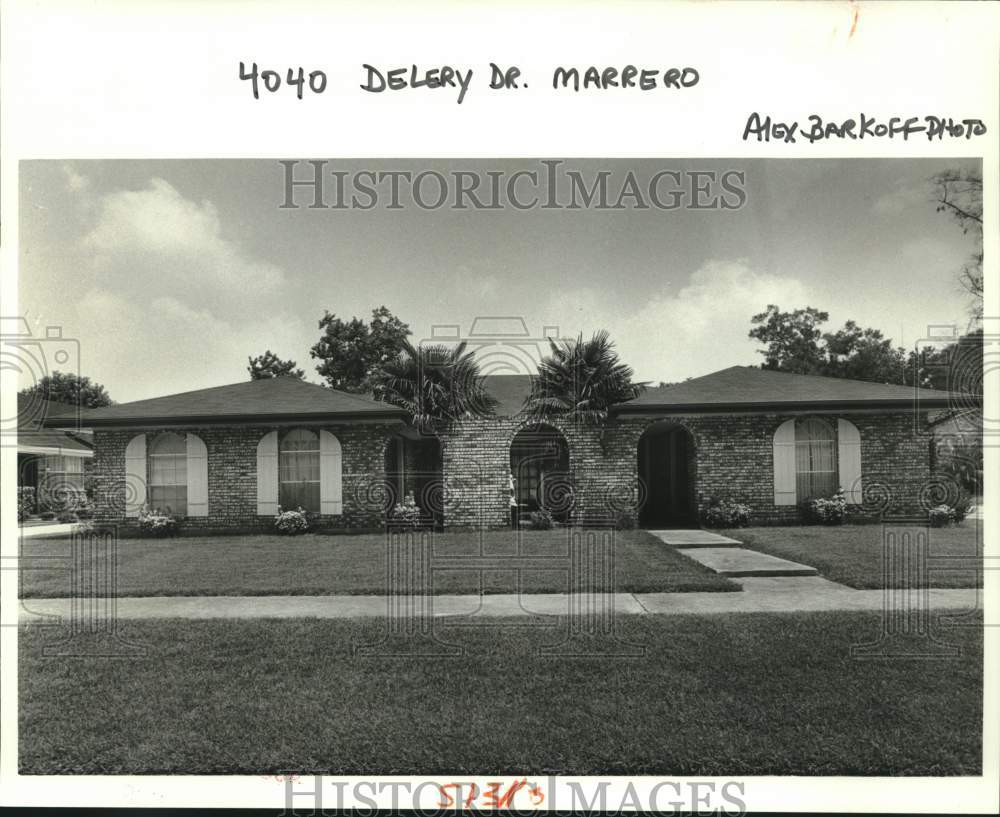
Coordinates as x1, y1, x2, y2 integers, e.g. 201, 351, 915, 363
89, 411, 937, 532
92, 423, 395, 532
440, 410, 936, 528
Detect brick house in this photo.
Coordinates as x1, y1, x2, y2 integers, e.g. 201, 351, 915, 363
67, 366, 962, 531
17, 395, 93, 513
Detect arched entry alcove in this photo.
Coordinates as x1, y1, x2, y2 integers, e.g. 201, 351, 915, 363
385, 431, 444, 528
509, 424, 571, 522
638, 422, 697, 527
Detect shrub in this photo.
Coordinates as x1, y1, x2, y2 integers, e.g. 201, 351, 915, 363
37, 510, 56, 521
530, 508, 555, 530
18, 487, 36, 522
137, 506, 181, 537
928, 504, 956, 528
75, 506, 94, 520
614, 509, 638, 530
55, 511, 78, 524
388, 493, 422, 529
801, 488, 847, 525
274, 506, 310, 536
701, 497, 751, 528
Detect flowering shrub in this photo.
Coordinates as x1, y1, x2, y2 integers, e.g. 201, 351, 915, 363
801, 489, 847, 525
18, 487, 35, 522
137, 506, 181, 537
928, 504, 956, 527
530, 508, 555, 530
274, 506, 310, 535
389, 493, 422, 529
701, 497, 751, 528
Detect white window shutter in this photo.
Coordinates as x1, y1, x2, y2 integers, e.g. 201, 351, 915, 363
186, 433, 209, 517
773, 419, 797, 506
319, 429, 343, 515
256, 430, 279, 515
124, 433, 146, 518
837, 418, 863, 504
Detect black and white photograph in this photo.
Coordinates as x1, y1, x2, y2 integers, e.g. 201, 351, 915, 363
1, 2, 997, 815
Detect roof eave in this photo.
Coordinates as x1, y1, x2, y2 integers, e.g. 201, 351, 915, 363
45, 410, 408, 429
612, 397, 961, 415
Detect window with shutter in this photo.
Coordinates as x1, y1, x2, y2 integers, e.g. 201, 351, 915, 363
279, 429, 321, 512
148, 432, 188, 516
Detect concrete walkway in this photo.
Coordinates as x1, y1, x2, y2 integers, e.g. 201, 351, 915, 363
17, 581, 981, 622
648, 529, 820, 577
19, 523, 79, 539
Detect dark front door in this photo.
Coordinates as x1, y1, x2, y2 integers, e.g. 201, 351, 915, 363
639, 428, 694, 527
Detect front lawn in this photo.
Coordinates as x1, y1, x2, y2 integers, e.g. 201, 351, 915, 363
19, 611, 982, 775
722, 523, 983, 589
19, 529, 737, 598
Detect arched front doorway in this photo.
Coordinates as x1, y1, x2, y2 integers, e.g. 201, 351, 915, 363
638, 423, 697, 527
510, 424, 571, 523
385, 432, 444, 528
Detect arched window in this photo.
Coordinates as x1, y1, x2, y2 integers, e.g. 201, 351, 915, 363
794, 418, 838, 501
279, 429, 320, 512
148, 432, 188, 515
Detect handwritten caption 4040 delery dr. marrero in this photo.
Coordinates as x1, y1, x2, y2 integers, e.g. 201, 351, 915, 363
238, 62, 700, 105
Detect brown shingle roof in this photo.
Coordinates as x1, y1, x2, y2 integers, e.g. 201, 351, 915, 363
18, 429, 93, 453
56, 377, 407, 428
616, 366, 965, 413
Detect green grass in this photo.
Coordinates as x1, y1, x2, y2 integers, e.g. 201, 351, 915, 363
19, 529, 737, 598
720, 524, 984, 589
19, 611, 982, 775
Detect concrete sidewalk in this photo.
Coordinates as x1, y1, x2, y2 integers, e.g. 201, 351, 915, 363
17, 578, 981, 622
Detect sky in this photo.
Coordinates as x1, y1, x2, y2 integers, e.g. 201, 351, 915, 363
18, 158, 981, 403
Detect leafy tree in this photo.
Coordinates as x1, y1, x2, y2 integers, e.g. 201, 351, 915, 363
247, 350, 304, 380
932, 168, 983, 318
748, 305, 829, 374
372, 340, 496, 432
311, 306, 410, 393
528, 330, 645, 426
19, 371, 113, 408
750, 306, 909, 384
823, 321, 907, 384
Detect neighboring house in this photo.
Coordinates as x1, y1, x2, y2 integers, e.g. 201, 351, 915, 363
17, 395, 93, 513
58, 366, 972, 531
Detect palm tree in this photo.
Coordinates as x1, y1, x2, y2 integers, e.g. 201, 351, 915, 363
527, 330, 645, 426
372, 340, 496, 431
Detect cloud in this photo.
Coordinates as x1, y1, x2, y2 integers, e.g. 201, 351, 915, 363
82, 178, 284, 308
61, 163, 89, 193
76, 288, 312, 401
70, 179, 304, 400
540, 259, 809, 383
871, 179, 927, 216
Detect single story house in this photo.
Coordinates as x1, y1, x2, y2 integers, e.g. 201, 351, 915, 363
61, 366, 970, 531
17, 395, 93, 513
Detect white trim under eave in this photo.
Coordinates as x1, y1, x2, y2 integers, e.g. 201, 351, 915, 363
16, 445, 93, 457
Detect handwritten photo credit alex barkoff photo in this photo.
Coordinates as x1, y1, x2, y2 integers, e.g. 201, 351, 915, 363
1, 1, 999, 815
